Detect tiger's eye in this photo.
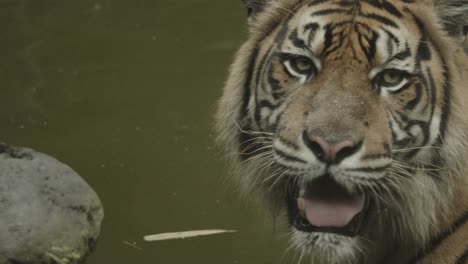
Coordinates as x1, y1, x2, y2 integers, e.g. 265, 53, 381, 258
290, 56, 315, 75
379, 70, 405, 86
294, 57, 312, 71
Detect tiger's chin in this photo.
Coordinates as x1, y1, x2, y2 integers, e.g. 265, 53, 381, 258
289, 230, 363, 264
283, 175, 373, 263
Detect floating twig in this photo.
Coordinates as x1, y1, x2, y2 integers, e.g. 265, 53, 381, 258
144, 229, 237, 242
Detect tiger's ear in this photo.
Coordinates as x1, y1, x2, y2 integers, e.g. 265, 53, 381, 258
242, 0, 271, 17
437, 0, 468, 40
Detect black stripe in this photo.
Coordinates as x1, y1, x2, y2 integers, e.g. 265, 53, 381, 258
363, 0, 402, 18
381, 28, 401, 47
275, 28, 290, 51
322, 24, 334, 56
257, 98, 281, 109
416, 38, 432, 61
308, 0, 332, 7
437, 63, 450, 141
255, 99, 281, 126
405, 121, 430, 158
241, 47, 259, 120
304, 22, 319, 33
256, 46, 274, 94
360, 12, 399, 28
355, 23, 379, 62
335, 0, 356, 7
386, 31, 395, 55
324, 31, 346, 58
348, 165, 391, 173
392, 108, 408, 124
355, 21, 373, 31
288, 28, 306, 49
267, 64, 285, 100
278, 136, 300, 150
425, 67, 437, 125
366, 31, 379, 62
392, 48, 412, 61
413, 12, 431, 72
274, 148, 307, 164
311, 8, 351, 17
405, 83, 422, 110
410, 211, 468, 263
361, 153, 391, 160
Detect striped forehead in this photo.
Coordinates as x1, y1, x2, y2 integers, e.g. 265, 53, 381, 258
280, 0, 417, 65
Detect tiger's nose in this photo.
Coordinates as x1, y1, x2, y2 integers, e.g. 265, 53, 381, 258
302, 132, 362, 163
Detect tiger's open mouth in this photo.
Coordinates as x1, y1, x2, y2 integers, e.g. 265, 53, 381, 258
286, 176, 370, 237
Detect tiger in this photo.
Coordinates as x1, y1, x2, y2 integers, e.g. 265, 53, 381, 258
215, 0, 468, 263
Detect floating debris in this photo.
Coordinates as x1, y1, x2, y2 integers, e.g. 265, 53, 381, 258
122, 241, 143, 250
144, 229, 237, 242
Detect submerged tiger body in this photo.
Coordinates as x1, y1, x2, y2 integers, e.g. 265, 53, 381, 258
216, 0, 468, 263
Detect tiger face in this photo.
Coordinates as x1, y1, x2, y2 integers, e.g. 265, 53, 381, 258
216, 0, 468, 263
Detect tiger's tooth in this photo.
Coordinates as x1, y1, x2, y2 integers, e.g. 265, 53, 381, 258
297, 198, 305, 216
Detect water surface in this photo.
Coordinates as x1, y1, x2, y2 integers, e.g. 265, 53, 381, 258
0, 1, 292, 263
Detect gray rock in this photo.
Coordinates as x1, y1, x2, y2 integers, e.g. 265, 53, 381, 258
0, 144, 104, 264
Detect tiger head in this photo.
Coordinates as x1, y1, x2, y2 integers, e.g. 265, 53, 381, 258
216, 0, 468, 263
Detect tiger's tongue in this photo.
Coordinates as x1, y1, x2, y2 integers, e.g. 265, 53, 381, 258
303, 190, 365, 228
304, 195, 364, 227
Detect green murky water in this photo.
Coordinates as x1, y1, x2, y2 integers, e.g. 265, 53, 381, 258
0, 1, 290, 263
